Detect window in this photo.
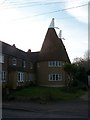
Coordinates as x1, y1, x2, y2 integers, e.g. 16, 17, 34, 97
2, 71, 6, 82
22, 61, 26, 68
48, 74, 62, 81
30, 62, 33, 69
12, 58, 17, 66
29, 74, 34, 81
57, 61, 61, 67
48, 61, 62, 67
17, 72, 24, 82
37, 63, 40, 68
0, 55, 4, 63
2, 55, 4, 63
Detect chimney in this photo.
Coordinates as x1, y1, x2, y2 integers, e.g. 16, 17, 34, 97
13, 44, 16, 47
27, 49, 31, 53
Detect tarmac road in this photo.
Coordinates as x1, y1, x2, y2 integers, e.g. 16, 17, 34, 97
2, 100, 88, 118
2, 108, 88, 118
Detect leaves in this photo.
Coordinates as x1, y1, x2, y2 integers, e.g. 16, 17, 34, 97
63, 63, 87, 87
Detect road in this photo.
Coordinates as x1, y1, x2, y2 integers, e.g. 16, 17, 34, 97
2, 108, 88, 118
2, 100, 88, 118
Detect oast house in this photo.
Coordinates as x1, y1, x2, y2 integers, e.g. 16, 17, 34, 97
1, 19, 70, 89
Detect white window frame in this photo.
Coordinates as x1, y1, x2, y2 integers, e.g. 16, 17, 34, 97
57, 61, 61, 67
17, 72, 24, 82
2, 71, 6, 82
12, 58, 17, 66
48, 61, 62, 67
0, 55, 4, 63
54, 61, 56, 67
2, 55, 4, 63
48, 74, 62, 81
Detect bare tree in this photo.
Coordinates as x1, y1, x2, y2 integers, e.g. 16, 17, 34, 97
73, 50, 90, 70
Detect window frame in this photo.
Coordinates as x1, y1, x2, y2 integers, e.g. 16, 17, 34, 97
0, 55, 4, 63
2, 71, 6, 82
22, 61, 26, 68
48, 61, 62, 67
48, 74, 62, 81
12, 58, 17, 66
17, 72, 24, 82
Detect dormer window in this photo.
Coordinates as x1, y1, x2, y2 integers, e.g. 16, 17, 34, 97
12, 58, 17, 66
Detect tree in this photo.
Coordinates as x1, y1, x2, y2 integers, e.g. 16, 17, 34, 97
63, 63, 87, 88
63, 63, 77, 87
73, 50, 90, 71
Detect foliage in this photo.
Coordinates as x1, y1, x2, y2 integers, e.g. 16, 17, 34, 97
63, 63, 87, 88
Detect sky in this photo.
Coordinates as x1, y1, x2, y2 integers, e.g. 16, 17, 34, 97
0, 0, 89, 62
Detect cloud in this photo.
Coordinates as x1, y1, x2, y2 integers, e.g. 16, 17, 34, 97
65, 0, 88, 24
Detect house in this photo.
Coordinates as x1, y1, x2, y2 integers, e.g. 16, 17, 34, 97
36, 18, 70, 87
1, 42, 39, 89
87, 69, 90, 86
1, 18, 70, 89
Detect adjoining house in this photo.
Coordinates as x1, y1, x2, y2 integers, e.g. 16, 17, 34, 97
1, 18, 70, 89
1, 42, 39, 89
87, 69, 90, 86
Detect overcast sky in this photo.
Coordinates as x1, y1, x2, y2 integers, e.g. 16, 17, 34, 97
0, 0, 88, 62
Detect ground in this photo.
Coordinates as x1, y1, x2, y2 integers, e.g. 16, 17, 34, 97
2, 91, 89, 118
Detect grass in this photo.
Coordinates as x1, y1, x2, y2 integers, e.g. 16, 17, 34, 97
9, 86, 86, 102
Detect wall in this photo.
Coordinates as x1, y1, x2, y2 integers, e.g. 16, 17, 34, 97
37, 61, 66, 87
88, 76, 90, 86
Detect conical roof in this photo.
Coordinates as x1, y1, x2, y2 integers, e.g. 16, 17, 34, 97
39, 28, 70, 62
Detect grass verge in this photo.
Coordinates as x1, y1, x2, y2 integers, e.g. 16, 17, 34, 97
8, 86, 86, 102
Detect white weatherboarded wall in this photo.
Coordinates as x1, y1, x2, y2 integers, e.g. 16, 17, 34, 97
88, 76, 90, 86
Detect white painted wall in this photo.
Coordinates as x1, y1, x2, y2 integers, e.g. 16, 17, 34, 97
88, 76, 90, 86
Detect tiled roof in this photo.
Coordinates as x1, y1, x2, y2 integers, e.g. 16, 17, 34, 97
2, 42, 27, 60
2, 41, 39, 63
38, 28, 70, 62
1, 27, 70, 63
27, 52, 39, 64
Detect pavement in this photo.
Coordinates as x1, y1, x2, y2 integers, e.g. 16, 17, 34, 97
2, 92, 89, 118
2, 92, 89, 111
79, 91, 89, 101
2, 92, 89, 112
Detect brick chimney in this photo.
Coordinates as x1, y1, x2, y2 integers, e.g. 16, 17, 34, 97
13, 44, 16, 47
27, 49, 31, 53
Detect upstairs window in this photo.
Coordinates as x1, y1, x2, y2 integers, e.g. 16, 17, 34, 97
30, 62, 33, 69
0, 55, 4, 63
57, 61, 61, 67
12, 58, 17, 66
2, 55, 4, 63
48, 61, 62, 67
